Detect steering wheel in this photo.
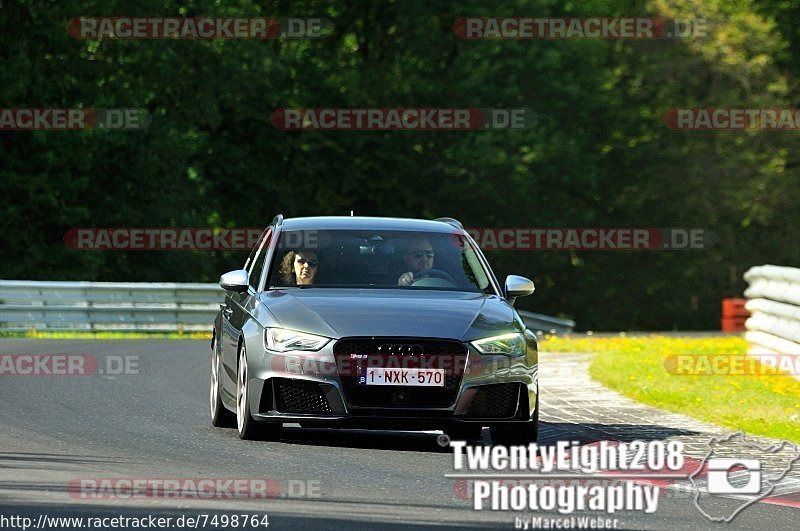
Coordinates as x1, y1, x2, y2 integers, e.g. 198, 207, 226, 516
412, 268, 456, 285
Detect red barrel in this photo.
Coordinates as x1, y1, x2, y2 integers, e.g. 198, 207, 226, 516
721, 298, 749, 332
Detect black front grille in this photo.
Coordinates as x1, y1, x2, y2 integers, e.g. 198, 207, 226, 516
466, 383, 520, 418
274, 378, 332, 414
333, 338, 467, 408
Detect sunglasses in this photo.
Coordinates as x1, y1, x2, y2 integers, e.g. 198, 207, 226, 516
409, 250, 434, 259
295, 258, 318, 267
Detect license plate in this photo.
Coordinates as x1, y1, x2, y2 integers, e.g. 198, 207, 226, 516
362, 368, 445, 387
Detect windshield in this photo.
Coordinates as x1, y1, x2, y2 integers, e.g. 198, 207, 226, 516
268, 229, 494, 293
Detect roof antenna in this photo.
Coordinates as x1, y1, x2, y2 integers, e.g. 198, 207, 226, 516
350, 210, 354, 217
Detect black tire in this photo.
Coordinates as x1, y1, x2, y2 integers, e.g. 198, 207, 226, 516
210, 335, 235, 428
236, 342, 282, 440
490, 421, 538, 445
445, 424, 484, 442
490, 394, 539, 445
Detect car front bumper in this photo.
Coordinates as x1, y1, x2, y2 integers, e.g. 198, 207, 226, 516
244, 337, 538, 430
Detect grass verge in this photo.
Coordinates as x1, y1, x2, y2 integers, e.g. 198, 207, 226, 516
541, 335, 800, 442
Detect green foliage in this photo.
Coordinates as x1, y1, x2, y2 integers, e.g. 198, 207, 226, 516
1, 0, 798, 330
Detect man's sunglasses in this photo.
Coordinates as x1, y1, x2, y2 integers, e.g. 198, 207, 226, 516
409, 250, 434, 259
295, 258, 318, 267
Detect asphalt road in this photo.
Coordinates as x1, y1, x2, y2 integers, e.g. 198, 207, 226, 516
0, 339, 798, 530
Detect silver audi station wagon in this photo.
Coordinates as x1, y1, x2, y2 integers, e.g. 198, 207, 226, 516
210, 215, 538, 444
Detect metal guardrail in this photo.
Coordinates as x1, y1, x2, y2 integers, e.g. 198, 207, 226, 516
0, 280, 575, 334
518, 310, 576, 336
743, 265, 800, 372
0, 280, 224, 331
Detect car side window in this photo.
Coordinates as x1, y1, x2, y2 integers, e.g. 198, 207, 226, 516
243, 229, 268, 271
463, 248, 490, 290
247, 229, 272, 290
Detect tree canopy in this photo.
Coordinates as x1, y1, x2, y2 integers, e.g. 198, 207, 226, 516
2, 0, 798, 330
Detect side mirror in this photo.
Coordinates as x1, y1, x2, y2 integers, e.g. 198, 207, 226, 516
505, 275, 535, 306
220, 269, 249, 293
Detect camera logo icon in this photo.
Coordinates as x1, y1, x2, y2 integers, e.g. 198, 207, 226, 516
706, 458, 761, 495
691, 430, 800, 522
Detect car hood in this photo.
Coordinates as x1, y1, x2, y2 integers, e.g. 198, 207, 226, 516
259, 288, 518, 341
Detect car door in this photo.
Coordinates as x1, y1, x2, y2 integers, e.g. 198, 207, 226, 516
220, 227, 272, 391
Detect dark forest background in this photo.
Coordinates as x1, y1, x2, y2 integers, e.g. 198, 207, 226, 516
2, 0, 799, 330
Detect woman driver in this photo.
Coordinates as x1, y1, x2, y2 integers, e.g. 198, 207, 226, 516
279, 250, 319, 285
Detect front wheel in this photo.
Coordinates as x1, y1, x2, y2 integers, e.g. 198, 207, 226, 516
236, 343, 281, 440
490, 395, 539, 445
490, 421, 538, 445
210, 336, 235, 428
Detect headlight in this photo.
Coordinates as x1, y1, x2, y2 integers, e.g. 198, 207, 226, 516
471, 332, 526, 356
264, 328, 331, 352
